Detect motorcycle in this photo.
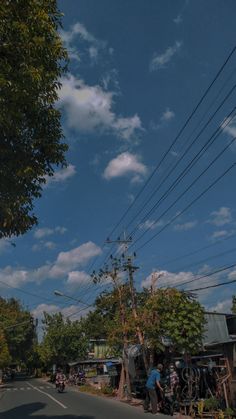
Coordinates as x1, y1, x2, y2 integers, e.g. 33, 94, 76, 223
57, 379, 65, 393
159, 386, 179, 416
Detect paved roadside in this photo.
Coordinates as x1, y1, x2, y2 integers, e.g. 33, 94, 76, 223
0, 377, 172, 418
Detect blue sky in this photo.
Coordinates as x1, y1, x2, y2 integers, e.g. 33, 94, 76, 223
1, 0, 236, 323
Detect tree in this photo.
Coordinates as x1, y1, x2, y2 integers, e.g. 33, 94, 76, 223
0, 297, 36, 365
140, 288, 205, 354
40, 312, 88, 367
0, 0, 68, 238
231, 295, 236, 314
0, 330, 11, 369
81, 287, 138, 353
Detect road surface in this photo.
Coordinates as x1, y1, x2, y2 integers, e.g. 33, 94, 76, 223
0, 377, 170, 419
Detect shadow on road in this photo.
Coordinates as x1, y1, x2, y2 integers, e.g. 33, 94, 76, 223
1, 402, 95, 419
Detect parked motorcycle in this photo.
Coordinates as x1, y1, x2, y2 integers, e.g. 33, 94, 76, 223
159, 386, 179, 416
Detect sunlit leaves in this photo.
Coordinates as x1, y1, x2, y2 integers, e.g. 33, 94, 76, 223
0, 0, 68, 237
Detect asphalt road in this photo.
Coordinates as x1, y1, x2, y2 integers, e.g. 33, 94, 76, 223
0, 378, 170, 419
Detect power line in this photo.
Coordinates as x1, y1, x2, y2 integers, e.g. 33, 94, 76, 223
107, 45, 236, 239
125, 86, 236, 236
188, 277, 236, 292
0, 279, 60, 306
157, 232, 236, 267
158, 246, 236, 275
170, 262, 236, 289
129, 108, 236, 241
71, 45, 236, 299
134, 163, 236, 252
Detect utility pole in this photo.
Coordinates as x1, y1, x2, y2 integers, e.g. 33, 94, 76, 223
107, 233, 149, 373
123, 253, 149, 373
91, 257, 132, 399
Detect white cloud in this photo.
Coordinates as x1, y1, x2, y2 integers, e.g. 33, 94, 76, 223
228, 269, 236, 280
142, 265, 222, 292
210, 230, 230, 240
208, 207, 232, 227
142, 269, 194, 289
49, 242, 102, 279
32, 303, 59, 319
61, 22, 100, 45
150, 41, 182, 71
174, 221, 197, 231
44, 241, 56, 250
0, 266, 29, 289
0, 242, 102, 290
150, 108, 175, 130
60, 21, 106, 63
103, 152, 147, 181
161, 108, 175, 122
45, 164, 76, 186
32, 242, 56, 252
139, 219, 164, 231
208, 299, 232, 313
32, 303, 89, 321
34, 226, 67, 239
34, 228, 54, 239
89, 46, 98, 63
224, 116, 236, 139
66, 271, 91, 289
55, 226, 67, 235
59, 74, 142, 140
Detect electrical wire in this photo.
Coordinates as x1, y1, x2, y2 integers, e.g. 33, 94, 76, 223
129, 108, 236, 241
168, 262, 236, 289
106, 45, 236, 239
134, 163, 236, 252
125, 86, 236, 236
188, 277, 236, 292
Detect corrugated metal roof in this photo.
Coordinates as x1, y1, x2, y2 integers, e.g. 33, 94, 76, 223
203, 313, 232, 345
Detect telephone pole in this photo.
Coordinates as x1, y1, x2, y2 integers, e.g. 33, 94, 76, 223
91, 257, 132, 399
123, 253, 149, 373
107, 233, 149, 373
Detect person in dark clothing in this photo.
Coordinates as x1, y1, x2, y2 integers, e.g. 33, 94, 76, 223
143, 364, 163, 414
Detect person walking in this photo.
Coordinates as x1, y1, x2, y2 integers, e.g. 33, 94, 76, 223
143, 363, 163, 414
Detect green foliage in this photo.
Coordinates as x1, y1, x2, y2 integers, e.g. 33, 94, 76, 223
204, 397, 220, 412
140, 288, 205, 353
101, 385, 114, 396
39, 312, 89, 367
0, 297, 36, 365
0, 330, 11, 368
81, 286, 137, 355
81, 287, 205, 356
0, 0, 68, 238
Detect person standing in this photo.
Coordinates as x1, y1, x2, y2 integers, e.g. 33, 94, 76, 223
144, 364, 163, 414
169, 364, 179, 396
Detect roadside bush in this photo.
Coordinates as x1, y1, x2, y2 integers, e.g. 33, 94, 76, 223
101, 385, 114, 396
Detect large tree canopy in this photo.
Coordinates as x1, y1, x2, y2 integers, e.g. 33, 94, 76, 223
39, 312, 88, 367
0, 297, 36, 365
0, 0, 68, 238
141, 288, 205, 354
82, 287, 205, 356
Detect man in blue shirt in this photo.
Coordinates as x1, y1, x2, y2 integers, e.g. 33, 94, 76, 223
144, 364, 163, 414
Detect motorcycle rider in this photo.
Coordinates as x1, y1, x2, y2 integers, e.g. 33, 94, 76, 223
55, 369, 66, 389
